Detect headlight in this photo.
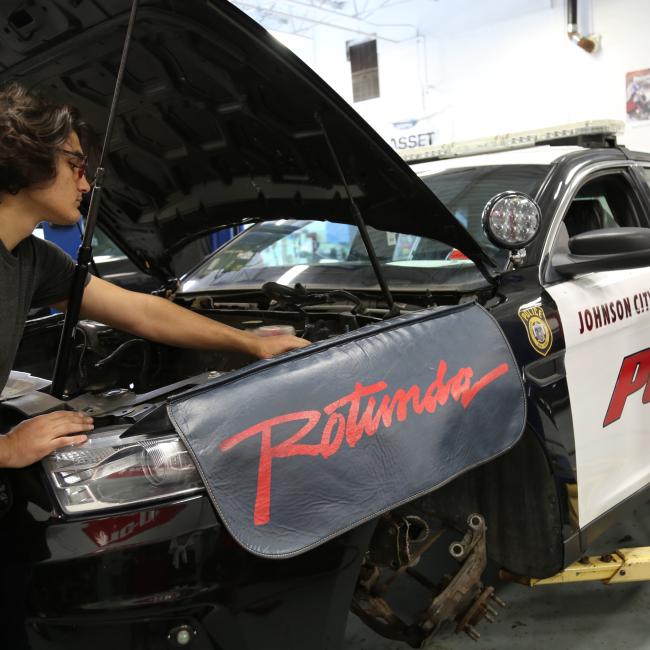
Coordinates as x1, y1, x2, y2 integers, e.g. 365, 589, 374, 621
42, 427, 203, 514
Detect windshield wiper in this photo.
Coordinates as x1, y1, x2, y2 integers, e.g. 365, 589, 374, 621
262, 281, 362, 313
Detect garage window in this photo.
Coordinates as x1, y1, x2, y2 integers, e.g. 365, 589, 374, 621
348, 40, 379, 102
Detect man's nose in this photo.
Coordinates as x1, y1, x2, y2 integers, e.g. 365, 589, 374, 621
79, 175, 91, 193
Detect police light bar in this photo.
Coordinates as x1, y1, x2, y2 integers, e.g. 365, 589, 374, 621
399, 120, 625, 163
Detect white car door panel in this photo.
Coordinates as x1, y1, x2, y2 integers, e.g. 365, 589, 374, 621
546, 267, 650, 527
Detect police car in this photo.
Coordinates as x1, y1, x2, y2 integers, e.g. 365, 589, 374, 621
409, 122, 650, 547
2, 0, 649, 648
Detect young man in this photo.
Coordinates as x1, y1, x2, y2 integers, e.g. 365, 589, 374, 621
0, 84, 309, 468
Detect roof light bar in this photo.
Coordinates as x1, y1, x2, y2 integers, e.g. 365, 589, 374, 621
399, 120, 625, 163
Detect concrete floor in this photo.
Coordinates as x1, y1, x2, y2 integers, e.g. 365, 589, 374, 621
344, 500, 650, 650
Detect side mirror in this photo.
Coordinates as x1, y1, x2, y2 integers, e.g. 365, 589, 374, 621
552, 227, 650, 276
482, 191, 541, 250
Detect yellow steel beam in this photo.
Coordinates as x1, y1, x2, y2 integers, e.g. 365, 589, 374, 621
499, 547, 650, 586
606, 548, 650, 584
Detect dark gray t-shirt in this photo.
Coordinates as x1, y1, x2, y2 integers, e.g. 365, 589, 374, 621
0, 235, 76, 391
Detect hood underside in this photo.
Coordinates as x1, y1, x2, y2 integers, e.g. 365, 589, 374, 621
0, 0, 492, 279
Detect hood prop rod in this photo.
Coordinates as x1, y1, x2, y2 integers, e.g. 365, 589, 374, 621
316, 114, 399, 317
51, 0, 139, 399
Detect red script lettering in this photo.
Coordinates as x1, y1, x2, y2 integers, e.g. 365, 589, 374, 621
220, 359, 509, 526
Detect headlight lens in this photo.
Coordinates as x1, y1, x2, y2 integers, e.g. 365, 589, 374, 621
42, 428, 203, 514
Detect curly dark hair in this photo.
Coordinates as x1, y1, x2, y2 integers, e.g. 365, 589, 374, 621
0, 83, 90, 195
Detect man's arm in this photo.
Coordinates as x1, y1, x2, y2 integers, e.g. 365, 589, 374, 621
54, 276, 309, 358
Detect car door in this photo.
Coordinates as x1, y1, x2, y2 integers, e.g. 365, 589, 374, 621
543, 165, 650, 533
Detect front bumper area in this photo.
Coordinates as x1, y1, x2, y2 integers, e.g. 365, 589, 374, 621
2, 494, 374, 650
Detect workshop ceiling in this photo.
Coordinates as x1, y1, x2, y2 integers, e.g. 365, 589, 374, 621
229, 0, 552, 41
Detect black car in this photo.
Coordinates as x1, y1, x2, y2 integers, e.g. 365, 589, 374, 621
2, 1, 650, 649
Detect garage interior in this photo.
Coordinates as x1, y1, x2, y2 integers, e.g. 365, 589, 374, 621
1, 0, 648, 648
223, 1, 650, 648
229, 0, 650, 154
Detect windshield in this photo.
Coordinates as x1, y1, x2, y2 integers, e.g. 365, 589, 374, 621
180, 219, 483, 294
421, 164, 551, 261
180, 164, 551, 294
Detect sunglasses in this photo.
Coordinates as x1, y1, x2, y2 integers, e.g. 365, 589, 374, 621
60, 149, 90, 180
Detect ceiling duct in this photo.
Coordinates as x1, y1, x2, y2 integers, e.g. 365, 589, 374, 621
567, 0, 600, 53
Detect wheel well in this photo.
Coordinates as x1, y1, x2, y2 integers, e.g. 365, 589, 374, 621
419, 428, 564, 578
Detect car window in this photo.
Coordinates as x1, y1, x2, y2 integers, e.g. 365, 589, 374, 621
545, 171, 646, 284
561, 173, 642, 238
92, 228, 127, 262
252, 221, 355, 266
180, 219, 486, 294
421, 164, 551, 266
36, 224, 130, 263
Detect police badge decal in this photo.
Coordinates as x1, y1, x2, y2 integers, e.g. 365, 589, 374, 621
518, 304, 553, 356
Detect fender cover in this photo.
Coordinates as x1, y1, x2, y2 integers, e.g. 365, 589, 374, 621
168, 303, 526, 558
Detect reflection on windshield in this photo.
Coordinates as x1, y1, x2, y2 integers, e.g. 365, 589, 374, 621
180, 165, 551, 293
181, 219, 478, 293
421, 164, 550, 260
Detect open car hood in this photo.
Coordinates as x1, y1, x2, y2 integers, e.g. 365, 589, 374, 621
0, 0, 492, 280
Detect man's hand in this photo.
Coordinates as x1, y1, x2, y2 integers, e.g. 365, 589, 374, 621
252, 334, 310, 359
0, 412, 93, 468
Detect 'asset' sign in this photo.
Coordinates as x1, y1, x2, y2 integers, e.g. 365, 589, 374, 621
390, 131, 436, 150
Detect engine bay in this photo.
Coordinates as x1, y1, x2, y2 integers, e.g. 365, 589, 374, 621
12, 284, 400, 425
11, 280, 485, 431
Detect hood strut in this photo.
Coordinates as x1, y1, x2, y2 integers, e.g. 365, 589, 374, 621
316, 114, 399, 316
51, 0, 139, 399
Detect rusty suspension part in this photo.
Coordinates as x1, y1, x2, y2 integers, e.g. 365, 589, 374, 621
351, 512, 505, 647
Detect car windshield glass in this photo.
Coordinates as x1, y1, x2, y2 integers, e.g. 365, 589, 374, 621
180, 219, 485, 294
420, 164, 551, 262
180, 165, 552, 294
